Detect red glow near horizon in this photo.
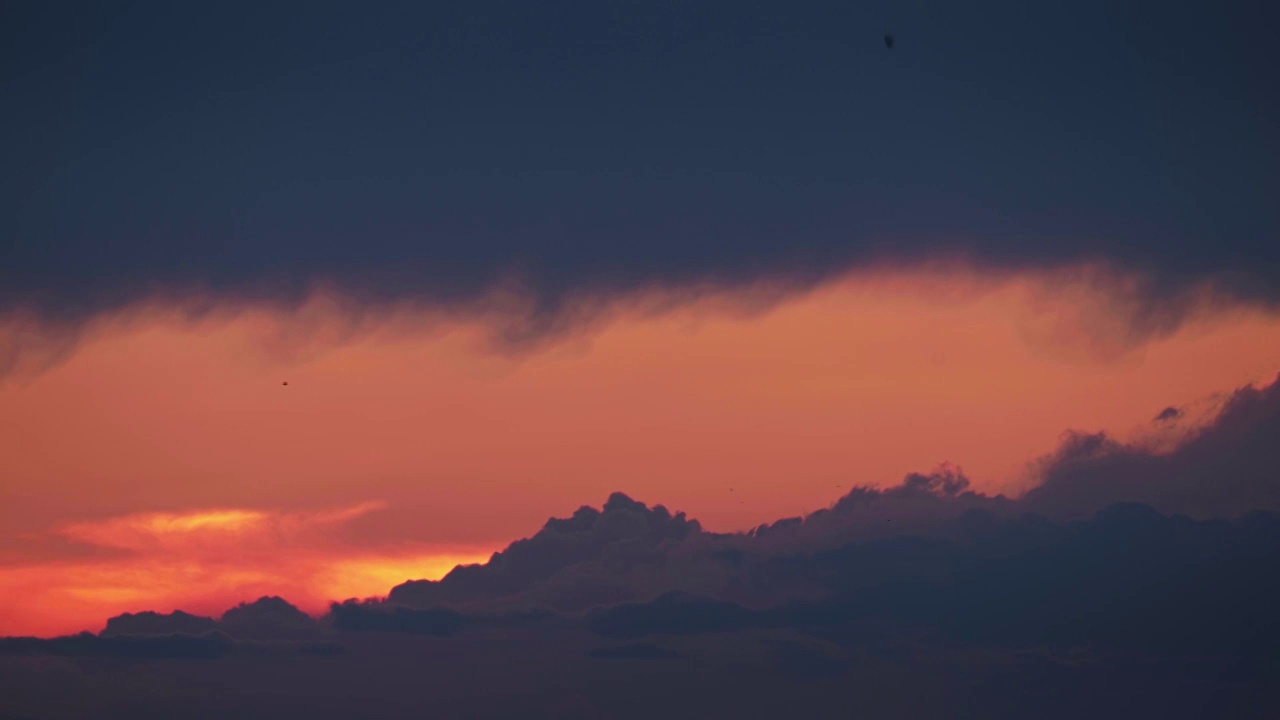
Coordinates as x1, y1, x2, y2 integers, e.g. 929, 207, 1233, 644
2, 265, 1279, 636
0, 504, 493, 637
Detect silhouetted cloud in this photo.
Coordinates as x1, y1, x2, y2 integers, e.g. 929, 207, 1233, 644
101, 610, 218, 638
581, 505, 1280, 661
6, 459, 1280, 715
747, 464, 1015, 550
360, 385, 1280, 624
388, 492, 702, 611
72, 371, 1268, 647
97, 597, 330, 646
220, 597, 321, 641
1024, 374, 1280, 518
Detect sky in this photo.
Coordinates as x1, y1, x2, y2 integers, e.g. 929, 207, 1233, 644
2, 0, 1279, 639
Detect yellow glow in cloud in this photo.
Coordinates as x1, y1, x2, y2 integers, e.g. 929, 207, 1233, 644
316, 552, 495, 603
54, 503, 389, 553
58, 510, 268, 549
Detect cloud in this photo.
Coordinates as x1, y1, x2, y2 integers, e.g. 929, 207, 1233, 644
55, 503, 387, 553
219, 597, 322, 641
4, 0, 1279, 369
4, 2, 1280, 713
5, 263, 1280, 582
56, 510, 268, 553
339, 373, 1280, 643
5, 14, 1279, 338
734, 464, 1016, 559
387, 492, 703, 612
4, 414, 1280, 715
1023, 374, 1280, 518
95, 597, 324, 646
11, 370, 1278, 639
338, 472, 1005, 624
580, 505, 1280, 659
356, 375, 1280, 621
2, 262, 1274, 386
102, 610, 219, 638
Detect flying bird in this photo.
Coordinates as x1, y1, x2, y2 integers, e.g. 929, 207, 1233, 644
282, 381, 288, 386
884, 33, 894, 49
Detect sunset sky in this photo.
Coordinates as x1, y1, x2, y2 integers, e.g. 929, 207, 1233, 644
4, 266, 1279, 636
2, 0, 1278, 640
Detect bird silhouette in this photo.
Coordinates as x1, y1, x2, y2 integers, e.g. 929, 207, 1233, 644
884, 33, 894, 49
282, 381, 288, 386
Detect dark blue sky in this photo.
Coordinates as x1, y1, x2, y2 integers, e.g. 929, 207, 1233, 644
3, 0, 1277, 317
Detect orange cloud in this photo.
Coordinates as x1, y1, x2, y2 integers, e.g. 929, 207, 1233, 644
57, 509, 268, 550
0, 503, 490, 638
55, 502, 387, 552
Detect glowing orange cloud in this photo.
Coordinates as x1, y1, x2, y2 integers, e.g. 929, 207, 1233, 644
2, 264, 1279, 636
58, 509, 269, 549
0, 502, 491, 637
55, 502, 387, 552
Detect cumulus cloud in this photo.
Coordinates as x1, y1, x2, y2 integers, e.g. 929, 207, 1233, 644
97, 596, 322, 644
56, 369, 1276, 639
220, 597, 322, 641
361, 374, 1280, 621
374, 470, 1011, 619
5, 390, 1280, 716
1024, 374, 1280, 518
102, 610, 219, 638
4, 366, 1280, 720
583, 506, 1280, 658
387, 492, 703, 612
328, 373, 1280, 650
744, 464, 1015, 551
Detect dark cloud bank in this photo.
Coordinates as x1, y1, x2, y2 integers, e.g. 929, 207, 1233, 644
4, 376, 1280, 718
3, 0, 1279, 344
